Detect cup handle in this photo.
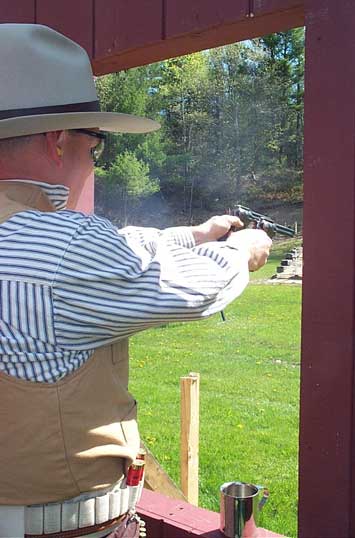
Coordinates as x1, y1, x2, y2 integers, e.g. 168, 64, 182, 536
256, 486, 269, 511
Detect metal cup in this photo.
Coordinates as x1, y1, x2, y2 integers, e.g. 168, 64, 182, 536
220, 481, 269, 538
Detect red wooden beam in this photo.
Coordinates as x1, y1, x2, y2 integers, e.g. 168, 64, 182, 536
0, 0, 35, 23
252, 0, 303, 16
0, 1, 304, 74
92, 0, 304, 75
165, 0, 249, 38
94, 0, 163, 62
36, 0, 94, 56
299, 1, 355, 537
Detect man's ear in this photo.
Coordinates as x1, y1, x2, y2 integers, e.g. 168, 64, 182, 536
44, 131, 65, 166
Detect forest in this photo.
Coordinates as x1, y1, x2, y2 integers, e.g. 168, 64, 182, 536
95, 28, 304, 229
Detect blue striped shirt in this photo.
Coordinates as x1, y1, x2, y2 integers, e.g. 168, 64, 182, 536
0, 180, 249, 383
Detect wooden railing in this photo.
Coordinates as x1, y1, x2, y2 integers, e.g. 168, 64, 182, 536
137, 489, 284, 538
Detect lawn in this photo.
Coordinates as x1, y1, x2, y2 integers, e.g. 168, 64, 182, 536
129, 238, 302, 538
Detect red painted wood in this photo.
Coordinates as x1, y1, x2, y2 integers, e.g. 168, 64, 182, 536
299, 1, 355, 537
92, 6, 304, 74
0, 0, 35, 22
94, 0, 163, 60
165, 0, 248, 38
36, 0, 94, 56
253, 0, 303, 17
137, 489, 284, 537
0, 1, 304, 71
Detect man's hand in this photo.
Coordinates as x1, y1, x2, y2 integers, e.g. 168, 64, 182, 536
192, 215, 244, 244
226, 229, 272, 271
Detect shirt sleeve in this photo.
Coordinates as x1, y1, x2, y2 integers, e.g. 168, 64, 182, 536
52, 215, 249, 350
118, 225, 196, 253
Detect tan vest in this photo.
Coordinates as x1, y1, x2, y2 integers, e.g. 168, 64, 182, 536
0, 181, 139, 505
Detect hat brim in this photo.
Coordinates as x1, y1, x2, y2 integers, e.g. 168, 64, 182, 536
0, 111, 160, 139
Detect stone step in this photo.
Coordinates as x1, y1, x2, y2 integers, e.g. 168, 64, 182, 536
274, 246, 303, 281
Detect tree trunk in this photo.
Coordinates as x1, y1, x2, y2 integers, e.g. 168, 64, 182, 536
234, 103, 242, 197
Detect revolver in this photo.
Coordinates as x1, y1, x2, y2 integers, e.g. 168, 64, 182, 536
227, 205, 295, 238
219, 205, 295, 322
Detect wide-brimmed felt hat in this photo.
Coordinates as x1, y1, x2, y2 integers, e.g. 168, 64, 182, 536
0, 24, 160, 139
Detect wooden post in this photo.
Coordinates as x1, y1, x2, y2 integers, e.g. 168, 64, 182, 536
180, 372, 200, 506
299, 2, 355, 536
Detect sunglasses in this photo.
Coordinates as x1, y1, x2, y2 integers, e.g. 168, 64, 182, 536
73, 129, 107, 163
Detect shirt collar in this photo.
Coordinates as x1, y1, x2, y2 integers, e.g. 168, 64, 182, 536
4, 179, 69, 210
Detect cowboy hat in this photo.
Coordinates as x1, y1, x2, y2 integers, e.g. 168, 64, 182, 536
0, 24, 160, 139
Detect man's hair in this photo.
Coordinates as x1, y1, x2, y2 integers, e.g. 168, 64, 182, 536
0, 134, 37, 157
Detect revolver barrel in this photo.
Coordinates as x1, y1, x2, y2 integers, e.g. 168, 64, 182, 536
232, 205, 295, 238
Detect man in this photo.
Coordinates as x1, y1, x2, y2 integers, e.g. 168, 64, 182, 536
0, 24, 271, 538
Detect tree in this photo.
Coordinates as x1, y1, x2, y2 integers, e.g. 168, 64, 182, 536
95, 67, 164, 221
157, 53, 211, 222
95, 152, 159, 225
258, 29, 304, 171
94, 29, 305, 223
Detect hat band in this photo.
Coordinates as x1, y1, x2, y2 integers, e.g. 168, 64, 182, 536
0, 100, 100, 120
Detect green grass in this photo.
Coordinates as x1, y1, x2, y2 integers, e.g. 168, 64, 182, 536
129, 238, 302, 537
